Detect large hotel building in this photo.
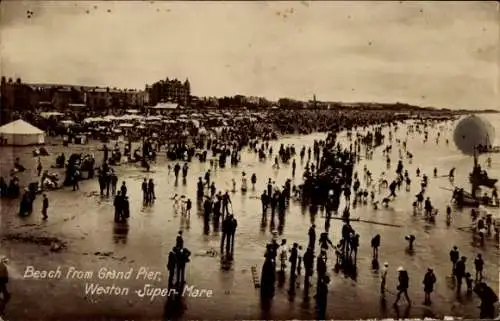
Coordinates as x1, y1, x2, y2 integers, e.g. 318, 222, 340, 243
145, 78, 191, 107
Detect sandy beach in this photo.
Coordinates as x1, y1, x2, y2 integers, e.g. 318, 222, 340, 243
0, 114, 498, 320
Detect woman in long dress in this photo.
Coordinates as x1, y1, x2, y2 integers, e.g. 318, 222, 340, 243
241, 172, 248, 192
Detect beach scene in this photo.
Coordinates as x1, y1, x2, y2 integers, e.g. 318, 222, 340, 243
0, 1, 498, 320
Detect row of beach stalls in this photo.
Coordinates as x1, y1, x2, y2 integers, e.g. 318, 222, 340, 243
48, 109, 267, 144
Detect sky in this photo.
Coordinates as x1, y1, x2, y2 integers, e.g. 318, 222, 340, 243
0, 1, 498, 109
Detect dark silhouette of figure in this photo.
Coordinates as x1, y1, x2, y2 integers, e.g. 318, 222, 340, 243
423, 268, 436, 305
394, 267, 411, 306
371, 234, 380, 259
41, 194, 49, 220
289, 242, 298, 277
175, 247, 191, 287
449, 246, 459, 275
474, 282, 498, 319
167, 247, 177, 288
405, 234, 415, 251
455, 256, 467, 294
303, 247, 315, 287
474, 254, 484, 281
0, 257, 10, 315
308, 224, 316, 250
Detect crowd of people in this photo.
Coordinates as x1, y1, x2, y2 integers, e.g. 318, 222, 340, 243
1, 108, 498, 319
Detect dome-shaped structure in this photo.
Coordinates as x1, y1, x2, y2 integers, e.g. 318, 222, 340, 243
453, 115, 495, 155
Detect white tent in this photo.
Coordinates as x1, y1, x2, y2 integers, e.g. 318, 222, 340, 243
0, 119, 45, 145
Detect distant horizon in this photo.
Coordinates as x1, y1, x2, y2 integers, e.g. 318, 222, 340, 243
1, 1, 498, 110
0, 78, 496, 112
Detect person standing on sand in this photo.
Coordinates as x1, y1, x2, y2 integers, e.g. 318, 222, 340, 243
221, 216, 231, 255
110, 172, 118, 196
36, 157, 43, 177
72, 171, 79, 191
222, 191, 232, 218
474, 254, 484, 281
141, 178, 148, 205
449, 246, 459, 276
167, 247, 177, 289
380, 262, 388, 296
289, 242, 299, 277
147, 179, 155, 205
303, 247, 314, 286
394, 266, 411, 306
176, 246, 191, 287
308, 224, 316, 250
251, 173, 257, 190
176, 231, 184, 249
371, 234, 381, 259
41, 194, 49, 220
261, 190, 269, 216
120, 181, 127, 197
0, 256, 11, 310
229, 215, 238, 254
423, 268, 436, 305
113, 191, 123, 222
455, 256, 467, 294
185, 198, 192, 216
279, 239, 288, 273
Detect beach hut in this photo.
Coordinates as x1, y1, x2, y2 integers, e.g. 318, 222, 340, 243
0, 119, 45, 145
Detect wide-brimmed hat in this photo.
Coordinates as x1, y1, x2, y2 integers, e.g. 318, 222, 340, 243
384, 262, 389, 267
397, 266, 405, 272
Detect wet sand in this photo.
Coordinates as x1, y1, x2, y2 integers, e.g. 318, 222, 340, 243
1, 116, 499, 320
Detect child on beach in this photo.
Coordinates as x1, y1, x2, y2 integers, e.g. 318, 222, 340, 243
297, 245, 303, 276
171, 194, 180, 212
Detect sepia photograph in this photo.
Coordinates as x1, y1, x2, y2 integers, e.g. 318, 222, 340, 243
0, 1, 499, 320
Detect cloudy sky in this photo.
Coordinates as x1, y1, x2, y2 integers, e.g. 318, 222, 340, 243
0, 1, 498, 109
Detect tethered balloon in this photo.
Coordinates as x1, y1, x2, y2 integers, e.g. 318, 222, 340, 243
453, 115, 495, 155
